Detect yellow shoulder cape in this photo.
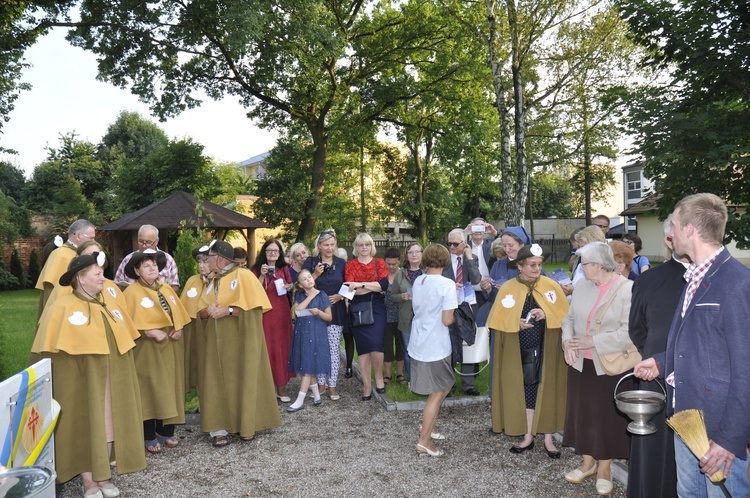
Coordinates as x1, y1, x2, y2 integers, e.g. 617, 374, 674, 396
486, 276, 569, 333
123, 281, 192, 331
47, 278, 124, 311
32, 291, 140, 355
35, 244, 76, 290
180, 274, 206, 317
198, 266, 272, 313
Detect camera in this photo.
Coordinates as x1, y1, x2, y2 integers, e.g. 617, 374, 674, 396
525, 313, 536, 324
321, 263, 334, 274
267, 266, 275, 275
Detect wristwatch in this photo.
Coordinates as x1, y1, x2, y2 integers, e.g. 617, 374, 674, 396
228, 306, 234, 316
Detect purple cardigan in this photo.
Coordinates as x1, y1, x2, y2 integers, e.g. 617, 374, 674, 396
652, 250, 750, 458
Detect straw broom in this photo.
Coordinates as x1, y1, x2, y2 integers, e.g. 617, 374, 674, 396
666, 409, 732, 498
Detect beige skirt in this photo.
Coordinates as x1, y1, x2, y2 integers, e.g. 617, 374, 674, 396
410, 355, 454, 395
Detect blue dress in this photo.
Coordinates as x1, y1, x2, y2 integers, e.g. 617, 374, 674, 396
302, 256, 347, 326
288, 291, 332, 375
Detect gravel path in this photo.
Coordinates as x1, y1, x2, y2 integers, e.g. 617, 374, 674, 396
55, 375, 627, 497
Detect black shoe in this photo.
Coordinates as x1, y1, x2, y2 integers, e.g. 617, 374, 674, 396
509, 440, 534, 454
344, 368, 353, 379
546, 449, 561, 459
361, 394, 372, 401
463, 388, 481, 396
488, 427, 502, 436
375, 387, 386, 394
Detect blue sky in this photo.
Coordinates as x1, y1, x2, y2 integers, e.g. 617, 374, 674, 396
0, 28, 278, 177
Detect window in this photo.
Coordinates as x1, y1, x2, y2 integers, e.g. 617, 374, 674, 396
626, 171, 642, 200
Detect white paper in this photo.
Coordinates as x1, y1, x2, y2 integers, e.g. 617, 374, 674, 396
295, 309, 312, 317
274, 278, 287, 295
338, 284, 356, 300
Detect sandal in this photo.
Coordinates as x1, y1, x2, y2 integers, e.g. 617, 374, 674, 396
145, 438, 162, 453
383, 376, 391, 385
396, 374, 405, 383
211, 435, 230, 448
240, 435, 255, 442
157, 435, 180, 448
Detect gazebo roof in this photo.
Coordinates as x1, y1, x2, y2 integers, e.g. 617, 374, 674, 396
98, 191, 271, 231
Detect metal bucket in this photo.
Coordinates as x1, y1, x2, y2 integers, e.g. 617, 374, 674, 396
613, 372, 666, 435
0, 466, 56, 498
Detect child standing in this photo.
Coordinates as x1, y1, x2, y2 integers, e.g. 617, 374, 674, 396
286, 269, 332, 412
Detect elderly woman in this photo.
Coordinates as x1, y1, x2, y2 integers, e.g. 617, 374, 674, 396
620, 233, 650, 275
344, 232, 389, 400
486, 244, 569, 457
32, 253, 145, 497
562, 241, 635, 496
409, 244, 457, 457
123, 249, 191, 453
302, 230, 347, 399
288, 242, 310, 282
390, 242, 424, 382
252, 239, 295, 402
180, 245, 213, 393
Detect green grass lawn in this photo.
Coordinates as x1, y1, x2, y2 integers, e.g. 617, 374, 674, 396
0, 290, 38, 382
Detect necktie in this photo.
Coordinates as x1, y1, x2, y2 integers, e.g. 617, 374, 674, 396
456, 256, 463, 285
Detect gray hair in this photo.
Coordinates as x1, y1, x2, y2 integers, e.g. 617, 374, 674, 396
448, 228, 465, 240
138, 224, 159, 238
68, 219, 94, 236
576, 241, 617, 271
663, 214, 673, 237
289, 242, 309, 261
312, 230, 336, 257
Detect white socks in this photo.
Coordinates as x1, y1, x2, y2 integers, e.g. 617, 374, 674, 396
310, 384, 321, 402
289, 391, 307, 410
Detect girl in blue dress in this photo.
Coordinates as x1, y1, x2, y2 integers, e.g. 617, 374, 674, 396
286, 269, 332, 412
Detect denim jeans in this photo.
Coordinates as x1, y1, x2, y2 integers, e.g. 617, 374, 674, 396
674, 433, 750, 498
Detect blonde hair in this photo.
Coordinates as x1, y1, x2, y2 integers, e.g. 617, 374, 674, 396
575, 225, 607, 245
312, 230, 336, 257
674, 193, 727, 245
352, 232, 375, 257
289, 242, 309, 262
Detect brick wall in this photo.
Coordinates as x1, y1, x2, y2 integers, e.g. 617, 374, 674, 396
1, 236, 46, 272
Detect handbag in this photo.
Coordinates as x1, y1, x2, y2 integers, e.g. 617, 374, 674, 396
521, 346, 542, 385
594, 279, 642, 376
349, 295, 375, 327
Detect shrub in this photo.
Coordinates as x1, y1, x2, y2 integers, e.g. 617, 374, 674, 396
9, 248, 24, 287
27, 249, 40, 289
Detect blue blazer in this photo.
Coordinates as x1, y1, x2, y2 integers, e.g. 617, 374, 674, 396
653, 250, 750, 458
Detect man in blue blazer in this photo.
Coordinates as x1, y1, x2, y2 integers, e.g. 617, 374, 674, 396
635, 193, 750, 498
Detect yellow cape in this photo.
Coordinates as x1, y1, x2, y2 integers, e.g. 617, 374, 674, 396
486, 276, 569, 332
47, 278, 125, 311
180, 273, 208, 317
123, 280, 192, 331
32, 291, 140, 355
35, 244, 76, 290
198, 266, 272, 313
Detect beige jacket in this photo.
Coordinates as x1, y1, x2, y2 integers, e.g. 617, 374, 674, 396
562, 274, 633, 375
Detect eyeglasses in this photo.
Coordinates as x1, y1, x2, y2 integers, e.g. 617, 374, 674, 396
265, 249, 280, 254
319, 231, 335, 238
594, 224, 608, 229
138, 239, 156, 246
581, 262, 597, 267
446, 242, 461, 247
622, 239, 635, 245
521, 263, 543, 269
407, 250, 422, 255
355, 243, 371, 247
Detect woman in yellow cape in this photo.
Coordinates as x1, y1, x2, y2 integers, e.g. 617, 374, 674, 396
486, 243, 569, 458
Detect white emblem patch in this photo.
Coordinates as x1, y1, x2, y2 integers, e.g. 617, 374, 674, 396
230, 279, 238, 290
187, 287, 198, 298
107, 287, 117, 298
113, 309, 124, 321
140, 297, 155, 308
68, 311, 87, 326
530, 244, 543, 256
501, 295, 516, 308
54, 235, 63, 247
545, 290, 557, 304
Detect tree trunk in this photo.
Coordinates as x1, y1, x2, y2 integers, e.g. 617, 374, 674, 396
582, 99, 592, 225
297, 124, 328, 242
359, 143, 366, 231
505, 0, 528, 227
485, 0, 513, 225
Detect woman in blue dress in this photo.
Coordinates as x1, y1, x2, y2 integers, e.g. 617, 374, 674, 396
286, 269, 332, 412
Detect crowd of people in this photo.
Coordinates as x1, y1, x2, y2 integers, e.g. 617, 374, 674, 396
27, 192, 750, 497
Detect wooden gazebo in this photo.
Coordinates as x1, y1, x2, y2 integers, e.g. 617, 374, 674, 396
98, 191, 272, 268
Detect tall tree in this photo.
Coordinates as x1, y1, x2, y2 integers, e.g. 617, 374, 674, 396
66, 0, 454, 242
618, 0, 750, 243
